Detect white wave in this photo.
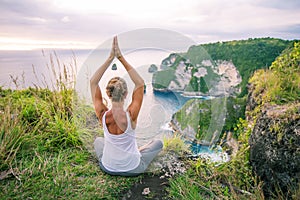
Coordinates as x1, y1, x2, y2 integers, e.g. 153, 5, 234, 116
160, 123, 173, 131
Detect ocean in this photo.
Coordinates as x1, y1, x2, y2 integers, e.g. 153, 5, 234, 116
0, 48, 191, 144
0, 48, 229, 161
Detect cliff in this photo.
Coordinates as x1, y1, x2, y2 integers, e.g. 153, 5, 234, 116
152, 38, 292, 97
171, 96, 246, 144
248, 103, 300, 197
160, 38, 299, 198
247, 41, 300, 197
153, 54, 242, 96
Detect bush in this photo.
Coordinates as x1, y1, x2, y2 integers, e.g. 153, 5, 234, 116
249, 42, 300, 105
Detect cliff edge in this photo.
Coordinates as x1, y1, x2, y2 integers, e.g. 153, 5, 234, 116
247, 42, 300, 197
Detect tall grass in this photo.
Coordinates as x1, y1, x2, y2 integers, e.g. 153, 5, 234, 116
0, 101, 27, 170
249, 42, 300, 105
0, 51, 81, 169
167, 118, 266, 199
0, 51, 139, 199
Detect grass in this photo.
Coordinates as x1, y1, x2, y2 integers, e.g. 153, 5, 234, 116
1, 148, 139, 199
163, 132, 190, 155
0, 52, 140, 199
249, 42, 300, 105
167, 118, 266, 200
2, 42, 299, 199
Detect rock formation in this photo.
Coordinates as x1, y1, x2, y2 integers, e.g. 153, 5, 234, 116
248, 98, 300, 197
247, 42, 300, 197
152, 56, 242, 97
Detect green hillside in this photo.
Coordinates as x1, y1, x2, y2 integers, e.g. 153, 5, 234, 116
249, 41, 300, 104
169, 38, 295, 142
153, 38, 293, 96
201, 37, 293, 96
168, 41, 300, 200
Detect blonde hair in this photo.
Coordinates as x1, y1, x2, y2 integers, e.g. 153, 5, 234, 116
106, 77, 128, 102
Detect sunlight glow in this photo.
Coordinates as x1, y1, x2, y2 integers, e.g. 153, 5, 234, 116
0, 37, 93, 50
52, 0, 193, 18
54, 0, 98, 12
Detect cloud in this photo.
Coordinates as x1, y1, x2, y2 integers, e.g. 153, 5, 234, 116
254, 0, 300, 10
165, 1, 300, 43
0, 0, 299, 50
0, 0, 125, 47
61, 16, 70, 23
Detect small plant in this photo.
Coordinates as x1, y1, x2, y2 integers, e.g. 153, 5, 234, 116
163, 132, 190, 155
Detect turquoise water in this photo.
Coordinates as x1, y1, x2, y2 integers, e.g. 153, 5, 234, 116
187, 141, 229, 162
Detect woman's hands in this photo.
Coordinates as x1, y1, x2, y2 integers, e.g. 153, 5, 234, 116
110, 36, 123, 60
109, 38, 115, 59
114, 36, 123, 59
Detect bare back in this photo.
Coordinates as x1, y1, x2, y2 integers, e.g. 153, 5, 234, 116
104, 110, 128, 135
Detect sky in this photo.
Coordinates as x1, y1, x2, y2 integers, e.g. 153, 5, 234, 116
0, 0, 300, 50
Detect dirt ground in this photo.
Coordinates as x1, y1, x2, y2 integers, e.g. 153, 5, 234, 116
120, 174, 169, 200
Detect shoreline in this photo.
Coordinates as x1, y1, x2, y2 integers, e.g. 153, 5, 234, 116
152, 87, 226, 99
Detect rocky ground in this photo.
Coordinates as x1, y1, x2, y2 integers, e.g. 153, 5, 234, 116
121, 151, 187, 200
249, 103, 300, 197
121, 174, 168, 200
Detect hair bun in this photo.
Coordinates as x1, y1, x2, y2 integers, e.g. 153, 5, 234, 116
106, 77, 128, 102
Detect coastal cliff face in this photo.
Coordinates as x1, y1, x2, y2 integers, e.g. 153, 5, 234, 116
151, 38, 298, 198
152, 38, 292, 97
171, 96, 246, 143
153, 54, 242, 96
247, 42, 300, 197
248, 103, 300, 196
166, 38, 293, 145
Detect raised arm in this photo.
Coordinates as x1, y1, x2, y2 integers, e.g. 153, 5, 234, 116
90, 38, 115, 121
115, 37, 145, 125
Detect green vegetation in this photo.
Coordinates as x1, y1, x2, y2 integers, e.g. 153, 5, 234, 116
223, 97, 247, 134
202, 37, 293, 96
1, 39, 299, 199
167, 41, 300, 199
174, 99, 204, 137
163, 133, 190, 155
247, 41, 300, 198
170, 38, 296, 140
174, 96, 246, 141
0, 55, 140, 199
168, 118, 266, 199
152, 68, 176, 90
199, 77, 209, 93
152, 53, 187, 90
0, 87, 140, 199
249, 41, 300, 105
1, 147, 138, 199
153, 47, 220, 92
153, 37, 294, 96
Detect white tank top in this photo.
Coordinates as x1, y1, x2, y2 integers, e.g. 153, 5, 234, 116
101, 111, 141, 172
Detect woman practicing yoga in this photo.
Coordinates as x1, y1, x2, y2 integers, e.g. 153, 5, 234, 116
91, 36, 163, 176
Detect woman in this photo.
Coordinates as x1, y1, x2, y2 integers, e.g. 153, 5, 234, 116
90, 36, 163, 176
